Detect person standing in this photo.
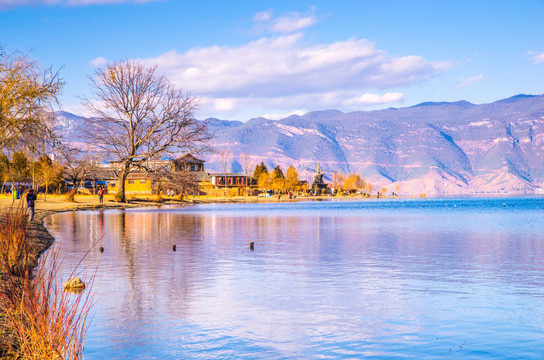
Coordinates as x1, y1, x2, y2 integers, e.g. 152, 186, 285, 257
98, 187, 105, 204
26, 189, 37, 221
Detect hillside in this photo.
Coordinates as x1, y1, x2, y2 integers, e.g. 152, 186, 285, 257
56, 94, 544, 195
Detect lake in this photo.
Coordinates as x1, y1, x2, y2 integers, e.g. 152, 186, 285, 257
44, 198, 544, 359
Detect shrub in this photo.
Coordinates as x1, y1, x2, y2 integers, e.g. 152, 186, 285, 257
65, 191, 76, 203
0, 207, 93, 359
0, 205, 35, 275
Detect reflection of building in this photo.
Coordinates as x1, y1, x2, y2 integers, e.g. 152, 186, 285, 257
311, 164, 328, 194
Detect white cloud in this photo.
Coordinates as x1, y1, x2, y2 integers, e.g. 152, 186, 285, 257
528, 51, 544, 64
89, 56, 107, 68
271, 13, 317, 33
253, 10, 273, 22
145, 35, 447, 97
213, 98, 237, 112
346, 92, 404, 106
261, 110, 307, 120
253, 9, 317, 34
140, 31, 448, 117
456, 74, 484, 88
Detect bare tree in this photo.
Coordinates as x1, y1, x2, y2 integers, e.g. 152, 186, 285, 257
149, 165, 198, 200
81, 60, 210, 202
56, 145, 93, 200
0, 46, 63, 151
219, 149, 232, 196
240, 153, 252, 177
240, 153, 252, 195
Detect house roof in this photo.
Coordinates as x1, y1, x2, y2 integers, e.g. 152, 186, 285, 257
194, 172, 211, 182
209, 173, 250, 177
175, 153, 205, 163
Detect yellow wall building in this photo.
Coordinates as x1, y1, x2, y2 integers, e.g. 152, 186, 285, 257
108, 173, 153, 194
106, 154, 257, 196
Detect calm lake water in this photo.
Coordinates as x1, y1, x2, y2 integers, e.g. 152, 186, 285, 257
44, 198, 544, 359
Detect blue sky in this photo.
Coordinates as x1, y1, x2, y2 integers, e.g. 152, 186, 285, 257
1, 0, 543, 121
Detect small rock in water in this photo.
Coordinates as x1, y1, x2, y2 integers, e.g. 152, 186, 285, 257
173, 244, 177, 251
99, 247, 104, 253
64, 277, 86, 292
250, 242, 255, 250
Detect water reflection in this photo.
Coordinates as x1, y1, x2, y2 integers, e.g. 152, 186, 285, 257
44, 198, 544, 359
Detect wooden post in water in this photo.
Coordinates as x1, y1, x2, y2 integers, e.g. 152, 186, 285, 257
250, 242, 254, 251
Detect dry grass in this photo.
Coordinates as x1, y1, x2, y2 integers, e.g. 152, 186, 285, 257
65, 191, 76, 203
0, 204, 35, 276
0, 206, 93, 360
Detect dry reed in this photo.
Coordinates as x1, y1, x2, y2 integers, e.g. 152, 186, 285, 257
0, 206, 93, 359
0, 204, 35, 276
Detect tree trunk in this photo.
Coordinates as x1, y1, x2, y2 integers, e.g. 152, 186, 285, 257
117, 165, 130, 203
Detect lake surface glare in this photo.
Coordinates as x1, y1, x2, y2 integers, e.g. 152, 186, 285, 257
45, 198, 544, 359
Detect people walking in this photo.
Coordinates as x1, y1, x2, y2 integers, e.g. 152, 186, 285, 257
26, 189, 37, 221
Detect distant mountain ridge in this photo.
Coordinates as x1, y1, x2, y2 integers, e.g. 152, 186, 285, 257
56, 94, 544, 195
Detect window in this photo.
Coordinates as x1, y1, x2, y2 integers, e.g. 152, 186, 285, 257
140, 180, 147, 184
128, 180, 135, 184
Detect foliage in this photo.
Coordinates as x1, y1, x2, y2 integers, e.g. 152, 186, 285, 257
270, 165, 285, 192
0, 208, 93, 360
257, 171, 271, 191
0, 45, 63, 151
9, 151, 30, 185
343, 173, 365, 193
0, 153, 9, 191
36, 155, 64, 200
252, 161, 268, 180
285, 165, 300, 191
0, 204, 35, 275
272, 165, 284, 180
364, 181, 373, 195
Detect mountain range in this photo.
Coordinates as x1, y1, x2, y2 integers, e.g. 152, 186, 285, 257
56, 94, 544, 195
